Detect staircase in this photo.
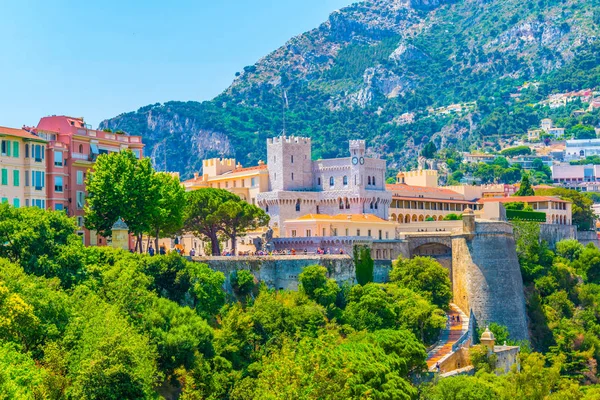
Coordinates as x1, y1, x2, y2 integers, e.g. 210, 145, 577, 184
426, 303, 470, 371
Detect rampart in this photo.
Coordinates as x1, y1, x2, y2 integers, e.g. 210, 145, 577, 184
193, 255, 355, 292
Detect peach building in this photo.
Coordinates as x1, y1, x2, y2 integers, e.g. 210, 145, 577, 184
477, 196, 572, 225
283, 214, 396, 241
183, 158, 269, 206
388, 171, 482, 223
31, 116, 144, 246
0, 126, 47, 208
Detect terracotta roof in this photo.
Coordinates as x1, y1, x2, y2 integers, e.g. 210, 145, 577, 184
289, 214, 392, 223
391, 196, 477, 205
386, 184, 463, 196
477, 196, 570, 204
0, 126, 46, 141
230, 164, 268, 173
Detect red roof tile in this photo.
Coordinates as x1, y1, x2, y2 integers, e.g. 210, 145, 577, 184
0, 126, 46, 141
477, 196, 570, 204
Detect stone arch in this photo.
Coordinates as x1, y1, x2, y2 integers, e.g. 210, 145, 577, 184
398, 214, 403, 223
432, 215, 438, 221
419, 215, 425, 222
412, 214, 418, 222
405, 215, 411, 224
391, 213, 397, 222
425, 215, 431, 220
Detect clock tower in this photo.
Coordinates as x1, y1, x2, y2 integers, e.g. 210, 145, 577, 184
349, 140, 366, 190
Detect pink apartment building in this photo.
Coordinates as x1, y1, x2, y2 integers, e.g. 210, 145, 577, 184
30, 116, 144, 246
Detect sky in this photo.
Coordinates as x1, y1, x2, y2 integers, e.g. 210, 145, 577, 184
0, 0, 351, 129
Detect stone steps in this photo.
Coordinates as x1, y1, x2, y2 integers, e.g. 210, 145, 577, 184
426, 303, 469, 371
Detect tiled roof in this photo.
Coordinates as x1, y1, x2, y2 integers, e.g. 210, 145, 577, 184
477, 196, 570, 204
0, 126, 46, 141
290, 213, 392, 223
231, 164, 267, 173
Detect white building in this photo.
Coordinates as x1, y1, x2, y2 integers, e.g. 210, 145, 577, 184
565, 139, 600, 161
257, 137, 391, 234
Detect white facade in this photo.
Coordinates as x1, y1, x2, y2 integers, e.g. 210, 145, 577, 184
257, 136, 391, 233
565, 139, 600, 161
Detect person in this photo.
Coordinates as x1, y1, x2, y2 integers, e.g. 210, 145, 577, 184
189, 248, 196, 257
148, 245, 155, 257
159, 246, 166, 255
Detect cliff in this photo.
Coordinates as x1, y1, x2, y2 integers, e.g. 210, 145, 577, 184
100, 0, 600, 179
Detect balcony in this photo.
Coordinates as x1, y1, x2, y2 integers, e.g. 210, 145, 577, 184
73, 128, 143, 144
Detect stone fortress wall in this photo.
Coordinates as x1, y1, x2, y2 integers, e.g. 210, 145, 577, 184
194, 214, 532, 341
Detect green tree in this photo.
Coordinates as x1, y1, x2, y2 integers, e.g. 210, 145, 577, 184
85, 150, 161, 252
298, 265, 340, 308
514, 173, 535, 196
218, 199, 269, 254
569, 124, 597, 139
390, 256, 452, 309
148, 172, 186, 251
231, 270, 256, 297
421, 141, 438, 159
353, 245, 374, 285
183, 188, 239, 256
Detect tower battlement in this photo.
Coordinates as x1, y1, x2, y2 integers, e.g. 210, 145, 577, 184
267, 135, 311, 145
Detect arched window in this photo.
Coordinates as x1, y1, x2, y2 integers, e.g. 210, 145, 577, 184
291, 155, 294, 163
296, 200, 301, 212
339, 199, 344, 210
372, 176, 376, 186
345, 199, 350, 209
368, 176, 371, 185
370, 202, 374, 210
375, 201, 378, 210
266, 205, 269, 213
317, 177, 321, 185
343, 176, 348, 185
79, 144, 83, 153
329, 177, 334, 187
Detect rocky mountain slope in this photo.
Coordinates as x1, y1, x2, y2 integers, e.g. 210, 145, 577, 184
100, 0, 600, 179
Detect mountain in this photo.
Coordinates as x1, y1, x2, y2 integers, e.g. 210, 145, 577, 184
100, 0, 600, 179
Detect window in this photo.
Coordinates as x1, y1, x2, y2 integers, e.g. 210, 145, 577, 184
372, 176, 376, 186
1, 198, 7, 204
265, 205, 269, 213
54, 151, 63, 166
346, 199, 350, 209
33, 199, 46, 209
251, 177, 257, 187
295, 199, 301, 212
386, 232, 389, 239
132, 149, 141, 159
379, 230, 382, 240
291, 173, 294, 181
77, 170, 84, 185
332, 228, 337, 236
370, 202, 374, 210
357, 229, 361, 236
329, 177, 334, 187
1, 169, 7, 185
13, 198, 20, 208
317, 177, 321, 186
33, 145, 44, 162
77, 216, 84, 227
1, 140, 7, 156
343, 176, 348, 185
291, 230, 297, 238
55, 204, 64, 211
291, 155, 294, 164
78, 144, 83, 153
12, 142, 19, 158
368, 230, 372, 237
25, 199, 29, 207
339, 199, 344, 210
24, 171, 29, 187
76, 191, 85, 209
345, 228, 349, 236
368, 176, 371, 185
54, 176, 64, 192
306, 229, 311, 237
323, 228, 326, 236
13, 170, 19, 187
24, 144, 29, 158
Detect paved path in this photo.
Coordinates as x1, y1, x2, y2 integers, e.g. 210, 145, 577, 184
426, 303, 469, 371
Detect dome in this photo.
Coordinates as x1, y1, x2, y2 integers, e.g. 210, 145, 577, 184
396, 172, 405, 178
464, 207, 474, 214
481, 327, 495, 342
112, 217, 128, 230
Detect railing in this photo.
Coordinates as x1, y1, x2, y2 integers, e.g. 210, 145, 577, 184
71, 152, 90, 160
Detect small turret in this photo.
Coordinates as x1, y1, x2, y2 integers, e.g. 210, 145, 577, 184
480, 326, 496, 353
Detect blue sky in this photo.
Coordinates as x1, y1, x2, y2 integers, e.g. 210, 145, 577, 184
0, 0, 351, 128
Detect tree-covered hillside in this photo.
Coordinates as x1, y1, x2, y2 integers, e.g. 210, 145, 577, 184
101, 0, 600, 179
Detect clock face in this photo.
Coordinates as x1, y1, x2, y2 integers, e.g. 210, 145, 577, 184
352, 157, 358, 165
359, 157, 365, 165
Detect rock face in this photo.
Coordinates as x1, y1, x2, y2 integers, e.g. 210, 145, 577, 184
100, 0, 600, 179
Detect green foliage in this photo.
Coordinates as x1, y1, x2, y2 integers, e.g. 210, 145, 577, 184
231, 270, 256, 297
353, 245, 374, 285
506, 209, 547, 223
514, 174, 535, 196
390, 256, 452, 310
148, 172, 186, 248
443, 213, 462, 220
298, 264, 340, 309
421, 141, 438, 158
501, 146, 532, 157
218, 199, 269, 254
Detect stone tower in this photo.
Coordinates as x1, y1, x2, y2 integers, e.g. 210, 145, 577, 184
266, 136, 313, 191
349, 140, 366, 189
